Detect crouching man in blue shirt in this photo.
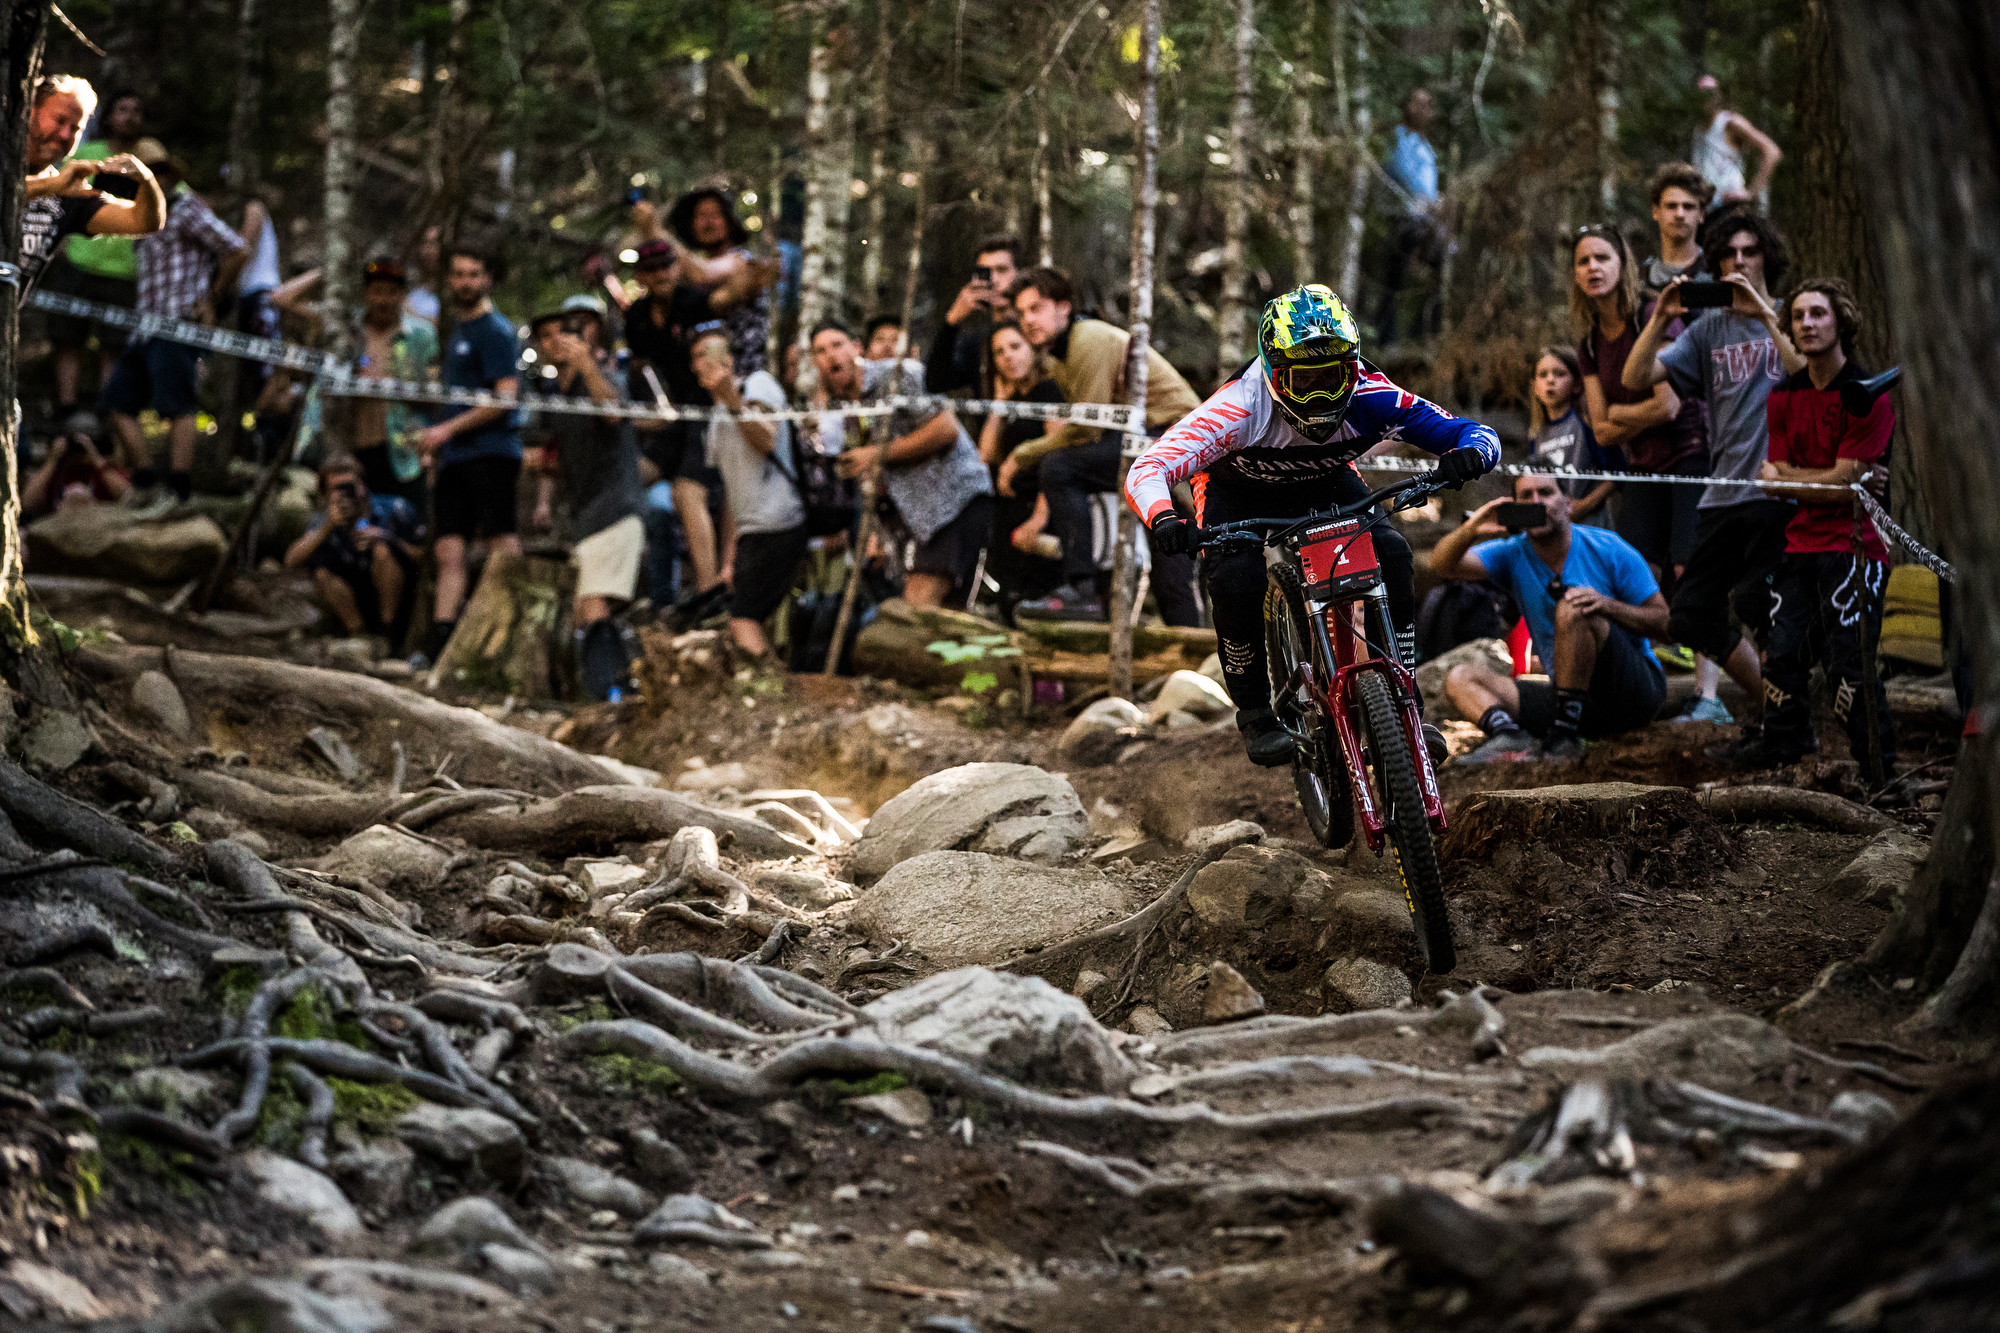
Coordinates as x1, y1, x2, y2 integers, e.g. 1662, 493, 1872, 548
1429, 472, 1670, 763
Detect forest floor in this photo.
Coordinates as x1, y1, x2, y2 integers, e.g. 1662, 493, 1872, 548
1, 598, 1994, 1333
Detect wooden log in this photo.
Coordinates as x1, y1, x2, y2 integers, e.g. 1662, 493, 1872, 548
1015, 619, 1216, 662
851, 598, 1032, 694
430, 549, 577, 699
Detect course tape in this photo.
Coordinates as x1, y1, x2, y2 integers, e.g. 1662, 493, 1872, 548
1352, 454, 1957, 581
25, 289, 1142, 431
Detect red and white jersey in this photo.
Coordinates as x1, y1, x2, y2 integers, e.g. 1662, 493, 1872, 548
1124, 363, 1501, 523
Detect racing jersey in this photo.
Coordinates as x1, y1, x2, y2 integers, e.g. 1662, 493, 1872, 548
1124, 362, 1500, 523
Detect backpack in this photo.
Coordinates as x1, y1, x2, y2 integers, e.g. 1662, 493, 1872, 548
1415, 580, 1513, 664
771, 431, 858, 538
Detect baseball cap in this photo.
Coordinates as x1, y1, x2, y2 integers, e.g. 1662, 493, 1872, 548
362, 256, 407, 287
633, 239, 677, 272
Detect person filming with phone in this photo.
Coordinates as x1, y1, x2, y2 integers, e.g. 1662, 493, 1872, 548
1430, 473, 1670, 764
285, 457, 426, 653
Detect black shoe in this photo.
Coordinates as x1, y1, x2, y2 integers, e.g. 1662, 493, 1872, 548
1421, 722, 1450, 769
1014, 584, 1106, 622
666, 583, 730, 631
1543, 732, 1587, 762
1238, 706, 1297, 767
1707, 729, 1807, 769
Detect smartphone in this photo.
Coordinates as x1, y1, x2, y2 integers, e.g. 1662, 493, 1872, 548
1497, 502, 1548, 531
972, 265, 994, 284
626, 185, 647, 206
1679, 280, 1735, 308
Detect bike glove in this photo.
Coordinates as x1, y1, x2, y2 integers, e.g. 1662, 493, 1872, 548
1150, 511, 1192, 556
1436, 446, 1488, 489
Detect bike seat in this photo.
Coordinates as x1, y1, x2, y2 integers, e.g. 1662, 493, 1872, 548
1840, 365, 1902, 417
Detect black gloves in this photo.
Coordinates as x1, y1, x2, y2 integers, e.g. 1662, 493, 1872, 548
1150, 511, 1192, 556
1436, 445, 1488, 489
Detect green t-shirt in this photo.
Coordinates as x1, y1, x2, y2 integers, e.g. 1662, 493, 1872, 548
62, 141, 136, 281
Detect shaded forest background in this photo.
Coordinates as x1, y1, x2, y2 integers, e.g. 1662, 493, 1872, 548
46, 0, 1809, 411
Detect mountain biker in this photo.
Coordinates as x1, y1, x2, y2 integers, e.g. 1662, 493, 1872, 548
1124, 284, 1499, 768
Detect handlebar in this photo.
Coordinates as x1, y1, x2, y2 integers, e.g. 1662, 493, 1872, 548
1186, 470, 1449, 553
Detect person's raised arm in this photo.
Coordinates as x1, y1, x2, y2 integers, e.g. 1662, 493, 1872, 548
1426, 498, 1508, 580
21, 441, 65, 514
80, 155, 164, 235
1621, 279, 1686, 391
1720, 272, 1806, 376
707, 257, 779, 313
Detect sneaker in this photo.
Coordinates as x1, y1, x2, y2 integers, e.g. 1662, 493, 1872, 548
1458, 730, 1539, 765
1674, 695, 1734, 725
1706, 729, 1808, 768
1421, 722, 1450, 769
1542, 733, 1587, 762
1654, 643, 1697, 673
1014, 583, 1107, 622
405, 651, 433, 672
1237, 706, 1297, 767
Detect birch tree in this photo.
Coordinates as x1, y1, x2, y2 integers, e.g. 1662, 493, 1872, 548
1034, 91, 1055, 265
323, 0, 362, 361
796, 15, 854, 345
1335, 0, 1371, 303
859, 0, 892, 316
1216, 0, 1256, 369
1109, 0, 1162, 699
1288, 5, 1316, 278
226, 0, 262, 193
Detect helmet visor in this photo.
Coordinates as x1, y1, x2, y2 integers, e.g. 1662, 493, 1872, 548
1276, 358, 1357, 407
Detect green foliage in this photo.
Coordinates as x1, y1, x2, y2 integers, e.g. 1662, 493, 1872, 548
254, 1075, 306, 1153
165, 821, 201, 844
327, 1078, 421, 1134
817, 1071, 908, 1098
552, 998, 616, 1033
959, 671, 999, 696
104, 1135, 202, 1199
29, 610, 78, 654
212, 965, 265, 1017
589, 1054, 683, 1093
69, 1151, 103, 1218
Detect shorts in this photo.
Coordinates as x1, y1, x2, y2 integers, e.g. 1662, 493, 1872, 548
573, 513, 645, 603
1515, 622, 1667, 739
99, 336, 204, 419
42, 255, 136, 349
434, 455, 522, 540
307, 533, 414, 635
730, 525, 810, 623
910, 493, 994, 595
1615, 457, 1707, 571
642, 421, 724, 489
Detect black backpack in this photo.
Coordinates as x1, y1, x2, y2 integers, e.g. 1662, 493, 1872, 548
1415, 580, 1514, 664
771, 431, 858, 538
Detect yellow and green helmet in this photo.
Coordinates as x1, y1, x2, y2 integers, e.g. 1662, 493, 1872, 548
1258, 284, 1362, 441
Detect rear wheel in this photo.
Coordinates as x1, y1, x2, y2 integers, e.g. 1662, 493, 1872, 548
1355, 670, 1455, 973
1266, 566, 1353, 849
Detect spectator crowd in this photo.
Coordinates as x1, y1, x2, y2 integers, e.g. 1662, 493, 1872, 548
14, 65, 1912, 774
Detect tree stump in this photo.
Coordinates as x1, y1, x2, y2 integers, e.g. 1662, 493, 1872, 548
432, 550, 577, 698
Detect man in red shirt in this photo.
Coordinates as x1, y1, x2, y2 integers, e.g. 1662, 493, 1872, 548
1744, 278, 1895, 771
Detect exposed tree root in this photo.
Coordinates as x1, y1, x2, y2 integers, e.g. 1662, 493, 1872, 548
0, 1045, 87, 1113
182, 1037, 486, 1108
1153, 988, 1504, 1065
538, 944, 853, 1033
212, 967, 321, 1146
7, 920, 117, 965
173, 768, 404, 838
1135, 1054, 1525, 1098
1017, 1140, 1383, 1211
1, 857, 238, 959
283, 1062, 335, 1169
96, 1106, 226, 1162
16, 1005, 165, 1040
1697, 785, 1901, 833
0, 755, 173, 871
428, 785, 816, 861
353, 999, 533, 1123
294, 1259, 519, 1308
1002, 845, 1231, 995
0, 968, 95, 1011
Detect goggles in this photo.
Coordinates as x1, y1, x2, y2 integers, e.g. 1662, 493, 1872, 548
1272, 357, 1358, 407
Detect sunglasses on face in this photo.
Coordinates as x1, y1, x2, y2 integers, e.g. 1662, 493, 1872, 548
1274, 358, 1358, 404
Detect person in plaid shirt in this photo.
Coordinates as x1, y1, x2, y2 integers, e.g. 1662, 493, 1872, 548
101, 141, 251, 502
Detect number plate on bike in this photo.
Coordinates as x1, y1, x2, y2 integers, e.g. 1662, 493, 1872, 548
1298, 519, 1380, 598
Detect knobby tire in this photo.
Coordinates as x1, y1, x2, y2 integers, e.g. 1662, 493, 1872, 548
1265, 567, 1352, 849
1355, 671, 1455, 974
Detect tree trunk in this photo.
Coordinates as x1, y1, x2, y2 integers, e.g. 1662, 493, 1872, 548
1216, 0, 1256, 369
795, 16, 842, 345
0, 0, 50, 646
896, 134, 930, 338
1108, 0, 1162, 701
1287, 5, 1316, 280
226, 0, 262, 193
1595, 0, 1620, 214
859, 0, 891, 317
1832, 0, 2000, 1030
431, 550, 578, 700
1034, 91, 1055, 266
322, 0, 363, 361
1335, 0, 1370, 303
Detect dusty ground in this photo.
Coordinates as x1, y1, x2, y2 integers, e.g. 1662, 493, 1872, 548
1, 616, 1991, 1333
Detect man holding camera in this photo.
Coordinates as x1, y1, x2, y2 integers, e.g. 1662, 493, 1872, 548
285, 458, 425, 651
1431, 473, 1670, 762
925, 235, 1022, 395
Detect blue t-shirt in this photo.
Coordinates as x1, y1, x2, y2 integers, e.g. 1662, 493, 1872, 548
1384, 125, 1438, 214
1470, 524, 1664, 674
435, 309, 522, 466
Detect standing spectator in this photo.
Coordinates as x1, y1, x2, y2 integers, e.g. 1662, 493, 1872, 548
976, 320, 1065, 616
667, 187, 774, 375
1642, 162, 1714, 296
283, 457, 425, 652
1002, 266, 1203, 625
43, 88, 146, 416
412, 248, 523, 667
1528, 346, 1618, 529
20, 76, 163, 300
404, 225, 442, 325
229, 192, 285, 421
101, 143, 249, 502
810, 321, 993, 609
1744, 278, 1895, 770
864, 315, 905, 361
689, 324, 805, 658
1692, 75, 1783, 210
1375, 88, 1443, 346
925, 234, 1022, 396
1623, 208, 1805, 758
524, 295, 646, 699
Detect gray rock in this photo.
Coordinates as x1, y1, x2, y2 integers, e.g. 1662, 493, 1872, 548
850, 763, 1092, 880
1185, 845, 1329, 933
1, 1258, 111, 1321
634, 1194, 774, 1249
240, 1150, 362, 1239
646, 1252, 711, 1289
328, 1140, 414, 1213
24, 506, 226, 585
1322, 957, 1413, 1012
1827, 1090, 1900, 1141
148, 1276, 390, 1333
1518, 1014, 1798, 1092
306, 726, 363, 782
1057, 697, 1148, 764
1090, 833, 1169, 865
132, 669, 193, 740
1321, 888, 1420, 965
1145, 669, 1234, 723
736, 1249, 807, 1271
862, 967, 1134, 1092
479, 1242, 559, 1295
410, 1196, 540, 1258
627, 1129, 695, 1192
310, 825, 453, 895
844, 1088, 933, 1127
19, 710, 94, 773
1200, 961, 1266, 1024
1125, 1005, 1173, 1037
853, 852, 1130, 965
1829, 830, 1930, 909
1530, 1177, 1630, 1226
543, 1156, 655, 1218
1183, 820, 1265, 854
395, 1105, 526, 1185
128, 1067, 217, 1114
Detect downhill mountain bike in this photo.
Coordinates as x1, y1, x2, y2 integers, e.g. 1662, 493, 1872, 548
1191, 472, 1456, 973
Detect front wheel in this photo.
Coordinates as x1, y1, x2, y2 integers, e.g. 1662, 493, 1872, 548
1265, 566, 1353, 849
1355, 670, 1455, 974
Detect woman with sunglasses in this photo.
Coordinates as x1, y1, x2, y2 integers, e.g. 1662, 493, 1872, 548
1124, 283, 1499, 769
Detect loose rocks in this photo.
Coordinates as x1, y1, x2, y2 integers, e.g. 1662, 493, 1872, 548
1056, 697, 1147, 765
543, 1156, 654, 1218
411, 1197, 542, 1258
635, 1194, 774, 1249
850, 764, 1092, 880
864, 967, 1134, 1092
132, 669, 193, 740
1323, 957, 1414, 1011
328, 1140, 415, 1213
311, 825, 453, 895
1201, 961, 1266, 1023
240, 1150, 363, 1239
1518, 1013, 1797, 1092
1829, 829, 1930, 908
395, 1105, 526, 1185
1145, 669, 1234, 724
853, 852, 1131, 965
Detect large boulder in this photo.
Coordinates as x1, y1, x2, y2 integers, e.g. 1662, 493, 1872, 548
863, 967, 1134, 1092
1144, 670, 1234, 724
395, 1105, 526, 1185
1518, 1013, 1797, 1092
26, 506, 226, 586
853, 851, 1131, 964
850, 763, 1091, 881
309, 825, 454, 894
240, 1151, 363, 1239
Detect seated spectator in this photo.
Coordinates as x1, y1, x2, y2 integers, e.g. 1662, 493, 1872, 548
24, 417, 130, 516
1528, 346, 1619, 528
975, 320, 1064, 616
864, 315, 905, 361
1428, 473, 1670, 763
284, 457, 424, 650
810, 320, 993, 609
523, 295, 647, 701
689, 324, 804, 658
